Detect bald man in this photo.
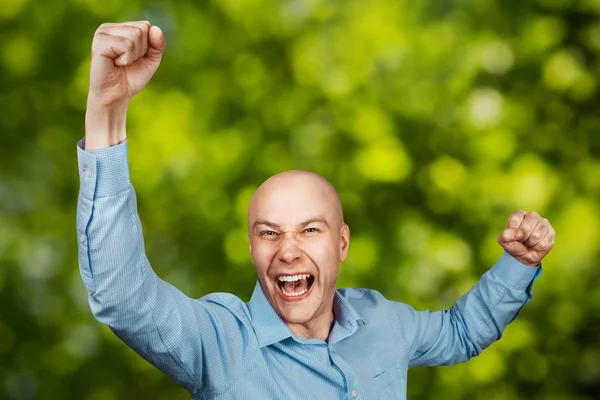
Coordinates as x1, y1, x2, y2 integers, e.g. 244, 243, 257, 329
76, 22, 555, 399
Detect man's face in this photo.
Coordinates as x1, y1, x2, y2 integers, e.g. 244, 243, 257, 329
248, 172, 350, 330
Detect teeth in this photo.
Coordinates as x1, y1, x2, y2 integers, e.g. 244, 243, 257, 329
277, 274, 312, 298
277, 274, 310, 282
281, 288, 308, 297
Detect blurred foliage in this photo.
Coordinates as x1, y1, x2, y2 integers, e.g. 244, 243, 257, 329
1, 0, 600, 399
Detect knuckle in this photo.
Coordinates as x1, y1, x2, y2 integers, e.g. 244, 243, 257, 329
122, 37, 135, 51
541, 223, 549, 232
132, 26, 144, 40
509, 216, 521, 226
540, 243, 551, 252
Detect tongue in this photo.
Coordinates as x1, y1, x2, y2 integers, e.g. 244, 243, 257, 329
284, 279, 308, 292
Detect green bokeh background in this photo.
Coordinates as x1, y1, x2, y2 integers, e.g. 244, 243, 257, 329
1, 0, 600, 399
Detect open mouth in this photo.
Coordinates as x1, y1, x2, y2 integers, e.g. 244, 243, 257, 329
276, 274, 315, 298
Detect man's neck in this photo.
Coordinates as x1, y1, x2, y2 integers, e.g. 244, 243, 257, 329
286, 310, 335, 342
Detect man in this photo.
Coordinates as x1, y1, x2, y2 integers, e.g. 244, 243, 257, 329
76, 21, 555, 399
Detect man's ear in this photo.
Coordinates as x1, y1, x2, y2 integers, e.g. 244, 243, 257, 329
339, 223, 350, 262
248, 234, 256, 266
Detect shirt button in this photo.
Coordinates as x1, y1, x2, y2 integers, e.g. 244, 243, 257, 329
84, 167, 91, 178
79, 234, 86, 244
351, 390, 357, 398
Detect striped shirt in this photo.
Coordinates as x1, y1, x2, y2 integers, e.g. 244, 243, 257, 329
76, 139, 541, 399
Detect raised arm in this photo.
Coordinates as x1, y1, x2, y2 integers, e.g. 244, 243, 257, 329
393, 211, 554, 367
76, 22, 249, 394
84, 21, 164, 150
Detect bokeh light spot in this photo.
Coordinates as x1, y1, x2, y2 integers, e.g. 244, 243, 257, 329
467, 88, 504, 129
429, 156, 466, 192
543, 51, 584, 91
480, 41, 514, 75
1, 35, 38, 77
354, 138, 412, 182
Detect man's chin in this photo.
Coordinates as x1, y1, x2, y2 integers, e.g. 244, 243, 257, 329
278, 309, 314, 326
272, 296, 315, 323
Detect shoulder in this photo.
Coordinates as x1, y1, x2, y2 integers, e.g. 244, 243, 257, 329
202, 292, 247, 306
337, 288, 393, 336
337, 288, 419, 354
337, 288, 418, 321
337, 287, 393, 317
337, 287, 387, 304
195, 292, 253, 326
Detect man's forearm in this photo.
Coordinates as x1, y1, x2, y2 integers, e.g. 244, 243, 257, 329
407, 252, 541, 367
84, 102, 128, 150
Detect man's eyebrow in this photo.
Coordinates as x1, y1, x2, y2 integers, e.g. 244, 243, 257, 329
252, 218, 329, 231
296, 217, 329, 229
253, 220, 282, 230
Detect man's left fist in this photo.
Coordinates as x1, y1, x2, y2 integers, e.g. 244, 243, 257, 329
497, 210, 555, 267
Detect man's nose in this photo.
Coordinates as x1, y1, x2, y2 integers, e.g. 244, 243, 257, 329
278, 235, 302, 264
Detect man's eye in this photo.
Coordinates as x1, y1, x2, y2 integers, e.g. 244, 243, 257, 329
304, 227, 319, 234
261, 231, 277, 236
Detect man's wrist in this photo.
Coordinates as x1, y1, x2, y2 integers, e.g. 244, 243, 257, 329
84, 101, 128, 150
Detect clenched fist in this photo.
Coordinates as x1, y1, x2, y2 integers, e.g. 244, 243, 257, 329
89, 21, 165, 106
498, 210, 555, 267
85, 21, 165, 150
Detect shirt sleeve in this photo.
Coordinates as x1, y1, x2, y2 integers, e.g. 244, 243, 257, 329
75, 139, 248, 394
389, 252, 541, 368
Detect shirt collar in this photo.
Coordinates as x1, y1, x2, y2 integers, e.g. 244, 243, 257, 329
247, 281, 364, 348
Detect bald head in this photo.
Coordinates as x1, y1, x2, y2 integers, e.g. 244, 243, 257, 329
248, 170, 344, 231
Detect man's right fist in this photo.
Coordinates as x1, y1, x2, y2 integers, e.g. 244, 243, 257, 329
88, 21, 165, 107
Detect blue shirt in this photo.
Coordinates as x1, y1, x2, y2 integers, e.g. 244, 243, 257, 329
76, 139, 541, 400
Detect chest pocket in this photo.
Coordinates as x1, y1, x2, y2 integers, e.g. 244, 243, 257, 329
372, 363, 407, 398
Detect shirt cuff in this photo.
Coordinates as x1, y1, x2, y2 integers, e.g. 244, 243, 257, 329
77, 138, 131, 200
490, 251, 541, 291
